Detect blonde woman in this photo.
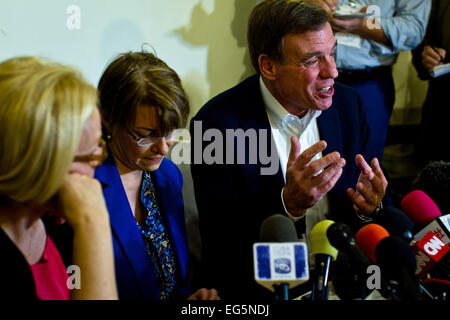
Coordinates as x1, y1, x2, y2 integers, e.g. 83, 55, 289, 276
0, 57, 117, 300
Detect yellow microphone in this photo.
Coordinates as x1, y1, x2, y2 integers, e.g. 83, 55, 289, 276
310, 219, 338, 300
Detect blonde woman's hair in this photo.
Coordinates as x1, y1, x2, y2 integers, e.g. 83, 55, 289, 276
0, 56, 97, 205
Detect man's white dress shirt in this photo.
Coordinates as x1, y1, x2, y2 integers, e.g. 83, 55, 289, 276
260, 77, 331, 242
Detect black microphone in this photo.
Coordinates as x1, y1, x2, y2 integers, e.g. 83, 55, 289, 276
373, 206, 415, 243
260, 214, 298, 242
355, 223, 429, 300
327, 222, 374, 300
327, 222, 372, 270
375, 236, 433, 300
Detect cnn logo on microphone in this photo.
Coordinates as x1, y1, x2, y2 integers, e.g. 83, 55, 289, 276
414, 231, 449, 278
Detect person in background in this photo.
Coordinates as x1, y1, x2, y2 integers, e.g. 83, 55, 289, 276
310, 0, 431, 161
96, 51, 219, 301
412, 0, 450, 165
0, 56, 117, 300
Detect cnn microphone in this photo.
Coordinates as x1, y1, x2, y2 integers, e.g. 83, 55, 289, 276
413, 230, 450, 279
253, 214, 309, 300
401, 190, 450, 244
401, 190, 450, 280
310, 220, 338, 301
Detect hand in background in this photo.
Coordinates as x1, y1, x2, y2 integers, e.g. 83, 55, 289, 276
331, 6, 371, 34
331, 7, 391, 47
421, 45, 446, 72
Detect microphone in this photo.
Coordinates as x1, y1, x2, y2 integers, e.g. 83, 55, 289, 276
375, 236, 430, 300
327, 222, 374, 300
253, 214, 309, 300
355, 224, 434, 300
354, 223, 402, 300
401, 190, 450, 280
309, 220, 338, 301
355, 223, 390, 264
401, 190, 450, 244
373, 206, 414, 243
413, 230, 450, 279
327, 222, 372, 269
401, 190, 441, 227
259, 213, 298, 242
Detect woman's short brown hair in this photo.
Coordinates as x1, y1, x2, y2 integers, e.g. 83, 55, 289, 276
248, 0, 330, 74
97, 51, 190, 136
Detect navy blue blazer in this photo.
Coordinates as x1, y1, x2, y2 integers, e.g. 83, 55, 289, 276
95, 155, 190, 300
189, 75, 378, 299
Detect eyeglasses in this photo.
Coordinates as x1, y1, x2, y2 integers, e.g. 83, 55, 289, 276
123, 126, 185, 147
73, 138, 108, 168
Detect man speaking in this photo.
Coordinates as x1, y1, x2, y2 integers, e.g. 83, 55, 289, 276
190, 0, 388, 300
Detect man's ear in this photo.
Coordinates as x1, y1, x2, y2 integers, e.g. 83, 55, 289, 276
258, 54, 278, 80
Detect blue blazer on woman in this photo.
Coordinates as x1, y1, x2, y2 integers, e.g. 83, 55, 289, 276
95, 155, 190, 300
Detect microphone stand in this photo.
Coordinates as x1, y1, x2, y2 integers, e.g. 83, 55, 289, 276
311, 254, 332, 301
274, 283, 290, 300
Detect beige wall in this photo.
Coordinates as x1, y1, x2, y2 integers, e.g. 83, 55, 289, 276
175, 0, 259, 119
0, 0, 427, 125
392, 51, 428, 125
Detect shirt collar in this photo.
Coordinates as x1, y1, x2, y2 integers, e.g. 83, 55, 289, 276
259, 76, 321, 137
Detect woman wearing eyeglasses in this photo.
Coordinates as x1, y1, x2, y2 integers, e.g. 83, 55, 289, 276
0, 56, 117, 300
96, 51, 219, 301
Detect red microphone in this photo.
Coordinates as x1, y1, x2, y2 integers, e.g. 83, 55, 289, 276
355, 223, 390, 264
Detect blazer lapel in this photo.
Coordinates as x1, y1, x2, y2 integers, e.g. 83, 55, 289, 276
152, 163, 188, 286
237, 75, 284, 187
317, 105, 343, 158
95, 155, 160, 300
317, 104, 349, 197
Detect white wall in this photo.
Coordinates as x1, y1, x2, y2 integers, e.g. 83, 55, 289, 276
0, 0, 258, 117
